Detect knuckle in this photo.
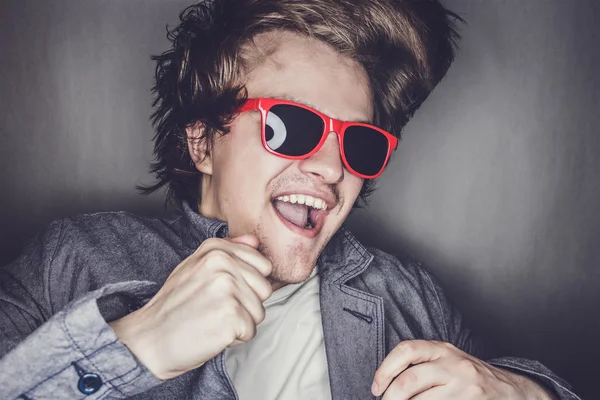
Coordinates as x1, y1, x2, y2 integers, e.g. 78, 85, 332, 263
256, 305, 266, 324
204, 248, 233, 265
221, 296, 243, 316
457, 358, 478, 377
396, 370, 418, 391
466, 384, 485, 397
212, 271, 238, 293
198, 237, 220, 252
232, 298, 246, 316
442, 341, 457, 351
237, 313, 257, 341
399, 340, 417, 355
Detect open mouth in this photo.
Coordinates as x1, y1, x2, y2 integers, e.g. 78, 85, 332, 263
271, 194, 329, 237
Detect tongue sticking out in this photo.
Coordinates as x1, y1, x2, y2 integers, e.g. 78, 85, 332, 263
273, 200, 309, 228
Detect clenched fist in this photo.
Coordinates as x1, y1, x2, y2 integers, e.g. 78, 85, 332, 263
109, 234, 273, 380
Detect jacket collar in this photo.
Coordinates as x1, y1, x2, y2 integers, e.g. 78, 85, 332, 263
318, 226, 374, 284
182, 201, 229, 241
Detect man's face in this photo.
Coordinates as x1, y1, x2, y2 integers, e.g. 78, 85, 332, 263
191, 31, 373, 288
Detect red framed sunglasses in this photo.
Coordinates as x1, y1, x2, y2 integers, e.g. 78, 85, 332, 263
239, 98, 398, 179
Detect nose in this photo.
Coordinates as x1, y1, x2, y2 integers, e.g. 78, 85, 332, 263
299, 131, 344, 184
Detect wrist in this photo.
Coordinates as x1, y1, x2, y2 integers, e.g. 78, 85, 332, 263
108, 309, 166, 380
509, 371, 559, 400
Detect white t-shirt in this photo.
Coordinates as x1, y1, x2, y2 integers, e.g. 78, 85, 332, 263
224, 268, 332, 400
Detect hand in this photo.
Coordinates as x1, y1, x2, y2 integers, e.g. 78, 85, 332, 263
372, 340, 558, 399
109, 234, 273, 380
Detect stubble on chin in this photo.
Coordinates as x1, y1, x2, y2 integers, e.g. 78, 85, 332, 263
252, 221, 319, 288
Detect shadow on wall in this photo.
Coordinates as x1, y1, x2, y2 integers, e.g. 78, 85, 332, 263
0, 0, 186, 263
0, 191, 169, 267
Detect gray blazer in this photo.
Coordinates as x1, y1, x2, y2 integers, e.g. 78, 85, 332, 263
0, 204, 580, 399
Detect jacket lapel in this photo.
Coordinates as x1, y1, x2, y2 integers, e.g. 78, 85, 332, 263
319, 228, 385, 400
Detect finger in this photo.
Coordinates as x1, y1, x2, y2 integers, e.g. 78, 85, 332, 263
230, 270, 267, 325
406, 385, 448, 400
208, 264, 263, 342
235, 259, 273, 302
230, 297, 258, 343
192, 239, 272, 300
222, 238, 273, 278
196, 237, 272, 278
373, 340, 448, 397
381, 360, 450, 400
225, 234, 259, 249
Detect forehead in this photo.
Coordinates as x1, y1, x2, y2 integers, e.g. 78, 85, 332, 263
241, 31, 374, 123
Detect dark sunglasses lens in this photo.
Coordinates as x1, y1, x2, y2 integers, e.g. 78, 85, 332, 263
343, 126, 390, 177
264, 105, 324, 156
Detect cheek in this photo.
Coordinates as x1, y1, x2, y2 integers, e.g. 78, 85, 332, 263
333, 174, 364, 217
212, 125, 261, 179
346, 176, 365, 201
211, 133, 290, 202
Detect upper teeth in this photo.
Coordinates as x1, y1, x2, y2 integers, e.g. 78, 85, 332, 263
276, 194, 328, 210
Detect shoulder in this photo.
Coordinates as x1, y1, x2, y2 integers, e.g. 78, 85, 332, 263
54, 209, 198, 264
39, 210, 194, 303
47, 211, 176, 255
60, 209, 181, 233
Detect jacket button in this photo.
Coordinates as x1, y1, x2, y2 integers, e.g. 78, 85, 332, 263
77, 373, 102, 395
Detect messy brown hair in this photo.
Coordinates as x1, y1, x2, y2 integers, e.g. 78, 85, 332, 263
141, 0, 463, 208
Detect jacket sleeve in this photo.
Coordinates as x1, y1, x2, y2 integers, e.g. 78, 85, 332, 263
422, 269, 582, 400
0, 220, 163, 399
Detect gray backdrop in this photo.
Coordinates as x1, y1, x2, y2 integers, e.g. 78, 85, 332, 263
1, 0, 597, 397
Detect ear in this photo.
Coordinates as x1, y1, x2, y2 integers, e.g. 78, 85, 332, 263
186, 123, 213, 175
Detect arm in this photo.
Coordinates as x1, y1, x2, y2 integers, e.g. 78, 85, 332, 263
1, 222, 273, 399
0, 221, 162, 399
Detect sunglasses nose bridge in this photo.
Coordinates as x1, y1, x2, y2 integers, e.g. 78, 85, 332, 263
327, 118, 344, 139
320, 118, 349, 173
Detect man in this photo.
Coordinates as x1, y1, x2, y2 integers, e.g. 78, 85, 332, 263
0, 0, 581, 399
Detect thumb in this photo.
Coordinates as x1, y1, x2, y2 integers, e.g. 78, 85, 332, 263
226, 234, 259, 249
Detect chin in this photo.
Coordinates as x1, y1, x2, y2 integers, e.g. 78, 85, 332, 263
258, 239, 318, 286
268, 265, 315, 289
252, 213, 334, 287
